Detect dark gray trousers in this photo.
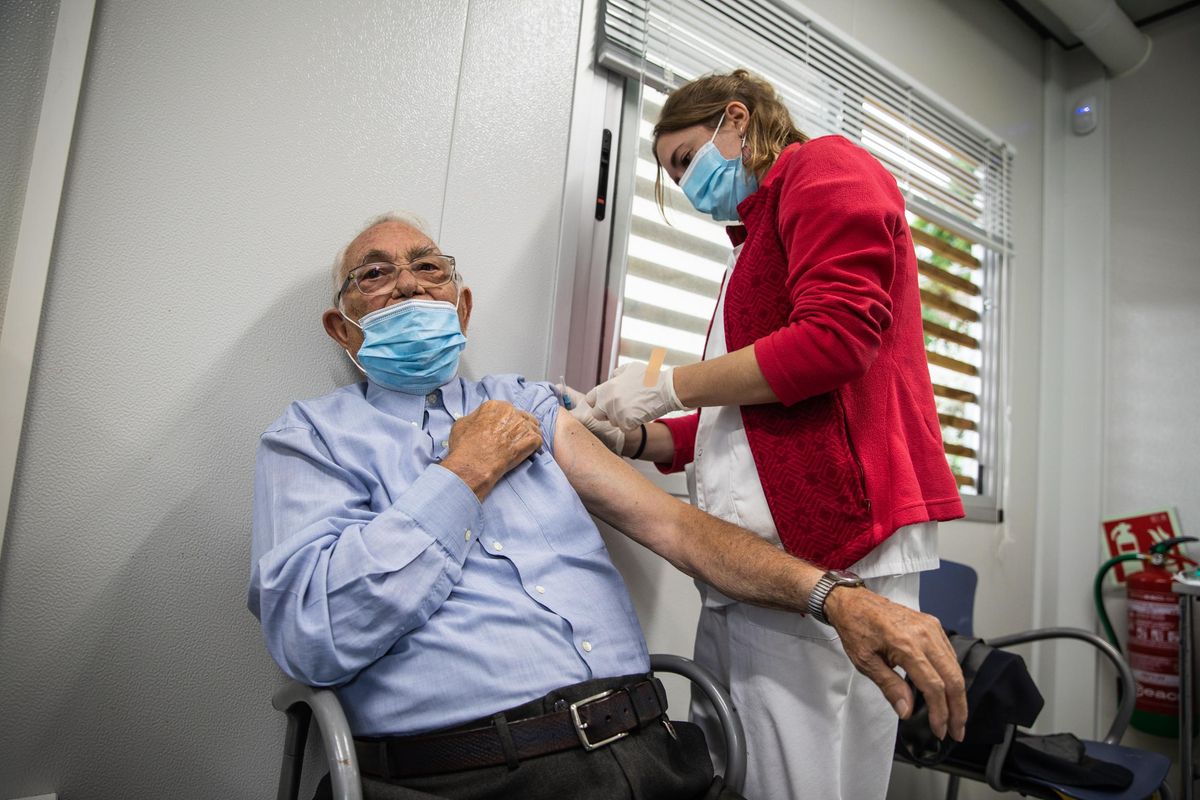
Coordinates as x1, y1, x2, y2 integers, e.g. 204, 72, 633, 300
314, 675, 745, 800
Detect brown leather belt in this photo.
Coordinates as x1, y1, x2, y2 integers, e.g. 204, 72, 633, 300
354, 679, 667, 779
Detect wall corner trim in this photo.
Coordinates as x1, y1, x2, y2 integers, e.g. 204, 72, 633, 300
0, 0, 96, 572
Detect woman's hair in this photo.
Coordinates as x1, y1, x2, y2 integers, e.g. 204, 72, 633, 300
653, 68, 807, 212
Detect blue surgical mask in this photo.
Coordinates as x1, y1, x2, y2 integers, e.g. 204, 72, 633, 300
679, 112, 759, 222
344, 298, 467, 394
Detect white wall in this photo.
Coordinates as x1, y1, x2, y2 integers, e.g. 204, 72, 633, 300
0, 1, 582, 797
0, 0, 60, 331
1031, 5, 1200, 784
1104, 3, 1200, 774
1036, 41, 1110, 743
1106, 8, 1200, 565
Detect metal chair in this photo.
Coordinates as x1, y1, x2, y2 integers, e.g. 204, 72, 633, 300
273, 653, 747, 800
895, 559, 1174, 800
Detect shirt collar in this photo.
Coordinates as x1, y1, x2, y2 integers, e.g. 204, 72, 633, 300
364, 375, 468, 423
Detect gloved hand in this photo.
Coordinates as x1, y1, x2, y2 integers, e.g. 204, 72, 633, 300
586, 362, 686, 430
560, 385, 626, 455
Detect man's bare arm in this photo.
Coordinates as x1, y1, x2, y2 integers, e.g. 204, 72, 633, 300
553, 410, 966, 742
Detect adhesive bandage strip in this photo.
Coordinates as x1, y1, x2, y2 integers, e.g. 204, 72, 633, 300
643, 347, 667, 388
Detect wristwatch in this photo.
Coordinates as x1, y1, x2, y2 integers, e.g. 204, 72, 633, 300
807, 569, 864, 626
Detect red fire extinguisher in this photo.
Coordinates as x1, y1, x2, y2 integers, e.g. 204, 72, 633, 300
1095, 535, 1198, 737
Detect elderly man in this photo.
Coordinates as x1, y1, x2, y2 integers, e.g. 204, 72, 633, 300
248, 213, 965, 800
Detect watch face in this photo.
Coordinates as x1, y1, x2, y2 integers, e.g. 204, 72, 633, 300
828, 569, 863, 586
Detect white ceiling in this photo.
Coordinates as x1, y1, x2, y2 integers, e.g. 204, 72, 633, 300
1007, 0, 1198, 46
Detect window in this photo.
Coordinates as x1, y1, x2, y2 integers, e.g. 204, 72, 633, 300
591, 0, 1011, 520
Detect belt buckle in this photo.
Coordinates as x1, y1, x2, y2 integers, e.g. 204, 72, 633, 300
568, 689, 630, 751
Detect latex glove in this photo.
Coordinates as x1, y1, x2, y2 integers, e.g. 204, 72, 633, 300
560, 385, 625, 455
586, 362, 686, 430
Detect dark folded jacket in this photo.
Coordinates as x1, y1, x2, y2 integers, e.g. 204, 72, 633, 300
895, 635, 1132, 791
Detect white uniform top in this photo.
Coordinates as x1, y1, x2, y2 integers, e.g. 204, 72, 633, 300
691, 245, 939, 608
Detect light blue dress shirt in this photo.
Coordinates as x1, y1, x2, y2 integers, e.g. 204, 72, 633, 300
249, 375, 650, 736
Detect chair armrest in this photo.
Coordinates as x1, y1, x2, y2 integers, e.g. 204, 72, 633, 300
986, 626, 1134, 745
650, 653, 746, 793
272, 681, 362, 800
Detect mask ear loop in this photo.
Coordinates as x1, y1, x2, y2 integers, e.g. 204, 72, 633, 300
344, 348, 368, 376
719, 108, 749, 160
340, 312, 369, 376
336, 291, 369, 375
710, 110, 727, 145
710, 109, 750, 163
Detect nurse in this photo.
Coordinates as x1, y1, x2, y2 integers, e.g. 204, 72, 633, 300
577, 69, 965, 799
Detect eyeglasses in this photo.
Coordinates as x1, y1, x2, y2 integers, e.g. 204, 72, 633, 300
335, 254, 457, 304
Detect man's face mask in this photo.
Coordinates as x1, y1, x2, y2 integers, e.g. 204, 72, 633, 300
679, 111, 759, 222
343, 297, 467, 394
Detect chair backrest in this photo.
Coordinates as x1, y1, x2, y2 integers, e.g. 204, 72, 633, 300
919, 559, 978, 637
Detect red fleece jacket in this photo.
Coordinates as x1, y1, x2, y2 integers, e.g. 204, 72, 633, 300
659, 136, 963, 569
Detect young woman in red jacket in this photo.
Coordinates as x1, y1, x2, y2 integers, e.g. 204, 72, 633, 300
574, 69, 965, 799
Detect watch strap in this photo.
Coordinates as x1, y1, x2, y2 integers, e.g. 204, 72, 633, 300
807, 569, 864, 626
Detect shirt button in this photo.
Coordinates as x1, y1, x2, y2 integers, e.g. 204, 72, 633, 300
535, 585, 545, 594
410, 421, 419, 428
426, 392, 439, 405
465, 529, 472, 541
492, 541, 503, 552
581, 640, 592, 652
440, 440, 449, 448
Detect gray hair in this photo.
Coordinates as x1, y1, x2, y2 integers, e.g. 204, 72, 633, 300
330, 210, 434, 289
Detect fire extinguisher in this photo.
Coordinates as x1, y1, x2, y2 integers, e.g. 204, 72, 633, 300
1095, 535, 1198, 737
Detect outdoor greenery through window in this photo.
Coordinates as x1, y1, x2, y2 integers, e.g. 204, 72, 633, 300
911, 216, 985, 493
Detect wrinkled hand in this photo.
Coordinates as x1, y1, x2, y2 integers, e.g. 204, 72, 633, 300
825, 587, 967, 743
440, 400, 542, 501
562, 385, 625, 455
586, 362, 686, 430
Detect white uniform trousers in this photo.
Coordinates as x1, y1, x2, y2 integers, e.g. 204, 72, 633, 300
690, 573, 920, 800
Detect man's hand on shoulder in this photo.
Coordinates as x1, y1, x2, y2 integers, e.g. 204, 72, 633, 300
824, 587, 967, 743
440, 400, 542, 501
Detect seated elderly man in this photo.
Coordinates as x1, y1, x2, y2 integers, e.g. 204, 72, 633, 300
248, 212, 966, 800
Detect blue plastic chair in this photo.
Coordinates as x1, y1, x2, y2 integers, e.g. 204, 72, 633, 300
898, 559, 1174, 800
918, 558, 977, 637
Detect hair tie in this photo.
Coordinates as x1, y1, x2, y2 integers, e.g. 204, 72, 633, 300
631, 424, 648, 460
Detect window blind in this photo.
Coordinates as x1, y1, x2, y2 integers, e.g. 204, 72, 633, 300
597, 0, 1012, 250
599, 0, 1009, 501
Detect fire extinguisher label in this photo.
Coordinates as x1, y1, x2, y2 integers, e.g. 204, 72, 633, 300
1127, 598, 1180, 652
1131, 652, 1180, 714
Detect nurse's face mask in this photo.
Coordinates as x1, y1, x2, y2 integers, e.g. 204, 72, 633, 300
679, 111, 759, 222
